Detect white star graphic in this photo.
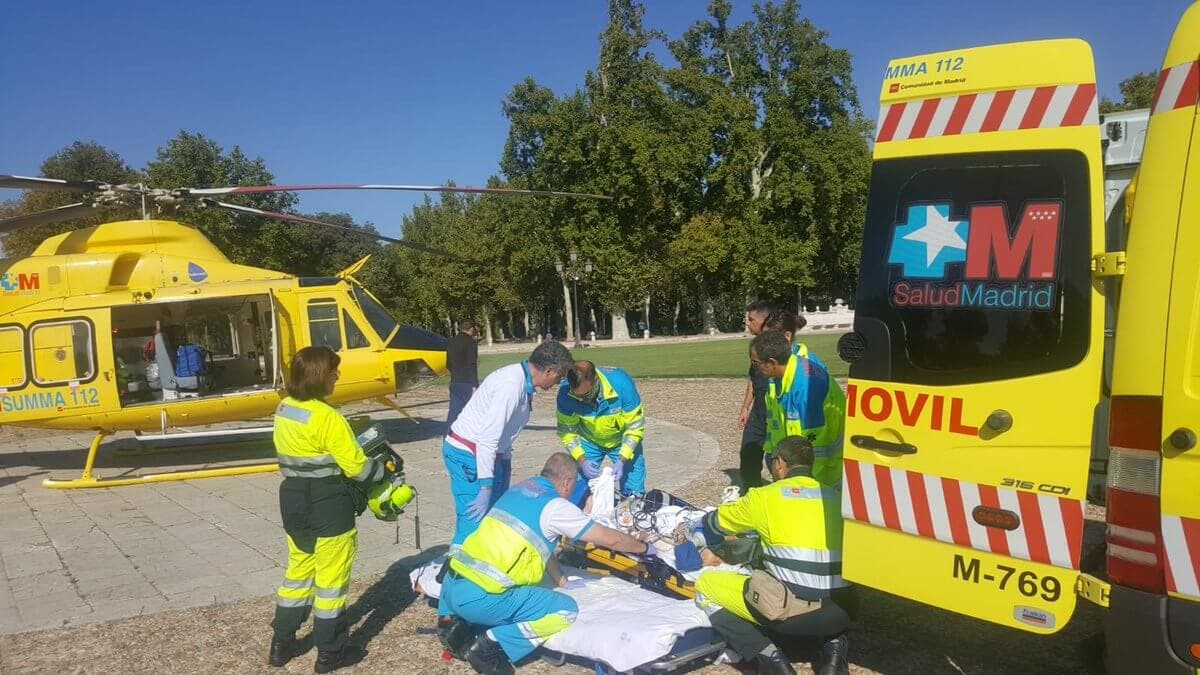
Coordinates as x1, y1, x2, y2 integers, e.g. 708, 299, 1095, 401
902, 206, 967, 266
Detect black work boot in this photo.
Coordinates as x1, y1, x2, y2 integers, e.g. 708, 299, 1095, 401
313, 645, 366, 673
464, 633, 514, 675
268, 634, 300, 667
816, 635, 850, 675
754, 648, 797, 675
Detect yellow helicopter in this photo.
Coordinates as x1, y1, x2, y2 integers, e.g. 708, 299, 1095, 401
0, 175, 604, 489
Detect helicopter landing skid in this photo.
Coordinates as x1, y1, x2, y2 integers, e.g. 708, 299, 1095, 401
42, 430, 279, 490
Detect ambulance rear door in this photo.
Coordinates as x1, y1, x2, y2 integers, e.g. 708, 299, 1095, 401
1154, 5, 1200, 661
841, 40, 1106, 633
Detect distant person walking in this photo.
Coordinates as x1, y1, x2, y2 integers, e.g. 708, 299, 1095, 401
446, 320, 480, 428
737, 302, 780, 489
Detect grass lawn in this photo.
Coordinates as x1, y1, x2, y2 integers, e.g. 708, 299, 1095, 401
473, 333, 846, 380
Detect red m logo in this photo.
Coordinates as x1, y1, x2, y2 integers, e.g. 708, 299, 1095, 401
964, 202, 1061, 281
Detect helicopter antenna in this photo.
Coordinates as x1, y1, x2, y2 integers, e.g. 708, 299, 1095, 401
140, 190, 148, 220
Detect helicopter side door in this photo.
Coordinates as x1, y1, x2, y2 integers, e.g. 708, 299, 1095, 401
1, 309, 120, 426
298, 289, 386, 403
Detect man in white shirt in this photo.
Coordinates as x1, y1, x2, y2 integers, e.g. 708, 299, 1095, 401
442, 340, 574, 555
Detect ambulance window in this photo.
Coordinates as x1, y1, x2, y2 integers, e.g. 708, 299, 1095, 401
343, 310, 370, 349
30, 319, 95, 385
852, 150, 1091, 385
0, 326, 26, 389
307, 300, 342, 352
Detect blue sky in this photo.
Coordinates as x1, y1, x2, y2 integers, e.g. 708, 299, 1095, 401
0, 1, 1187, 239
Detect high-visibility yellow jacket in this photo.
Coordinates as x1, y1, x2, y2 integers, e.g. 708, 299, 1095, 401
764, 345, 846, 486
273, 396, 383, 483
704, 471, 848, 599
450, 476, 587, 593
556, 366, 646, 461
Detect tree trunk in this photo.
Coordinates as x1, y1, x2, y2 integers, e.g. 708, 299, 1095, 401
643, 294, 651, 338
561, 280, 575, 341
483, 308, 494, 346
588, 305, 598, 339
702, 297, 720, 335
797, 286, 804, 314
744, 284, 755, 331
610, 309, 630, 340
750, 144, 773, 200
672, 301, 681, 335
445, 314, 453, 335
523, 310, 531, 339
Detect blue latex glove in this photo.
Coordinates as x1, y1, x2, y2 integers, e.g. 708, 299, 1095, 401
465, 487, 492, 522
611, 458, 626, 486
579, 458, 601, 480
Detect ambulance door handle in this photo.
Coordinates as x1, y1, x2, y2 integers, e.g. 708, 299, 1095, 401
850, 435, 917, 455
1169, 428, 1197, 451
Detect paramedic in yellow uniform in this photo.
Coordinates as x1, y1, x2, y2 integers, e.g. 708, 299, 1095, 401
692, 437, 855, 675
441, 453, 650, 675
751, 329, 846, 487
269, 346, 386, 673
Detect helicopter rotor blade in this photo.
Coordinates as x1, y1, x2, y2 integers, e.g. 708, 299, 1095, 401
0, 202, 107, 234
183, 183, 611, 200
201, 199, 467, 261
0, 175, 107, 193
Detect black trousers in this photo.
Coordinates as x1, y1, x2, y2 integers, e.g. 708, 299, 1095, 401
739, 439, 766, 489
447, 382, 474, 429
709, 595, 854, 660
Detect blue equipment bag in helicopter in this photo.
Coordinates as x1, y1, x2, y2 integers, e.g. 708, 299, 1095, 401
175, 344, 209, 378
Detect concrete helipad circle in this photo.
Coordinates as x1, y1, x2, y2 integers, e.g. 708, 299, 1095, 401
0, 389, 718, 634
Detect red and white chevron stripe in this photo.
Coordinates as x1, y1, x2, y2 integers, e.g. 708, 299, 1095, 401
843, 458, 1085, 569
1152, 61, 1200, 115
876, 83, 1098, 143
1163, 513, 1200, 598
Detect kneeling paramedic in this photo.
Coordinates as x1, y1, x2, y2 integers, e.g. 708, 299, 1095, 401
556, 361, 647, 496
750, 330, 845, 487
268, 346, 390, 673
440, 452, 652, 675
692, 437, 855, 675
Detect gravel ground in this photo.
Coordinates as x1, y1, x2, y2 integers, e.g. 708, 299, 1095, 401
0, 379, 1105, 675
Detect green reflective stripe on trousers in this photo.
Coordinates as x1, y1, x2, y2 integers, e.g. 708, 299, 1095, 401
281, 577, 314, 590
315, 584, 349, 599
486, 508, 550, 561
454, 550, 518, 589
276, 596, 314, 608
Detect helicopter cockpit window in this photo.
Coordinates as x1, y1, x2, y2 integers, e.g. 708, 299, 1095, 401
30, 319, 95, 385
343, 310, 370, 349
0, 325, 27, 389
352, 286, 398, 342
307, 300, 342, 352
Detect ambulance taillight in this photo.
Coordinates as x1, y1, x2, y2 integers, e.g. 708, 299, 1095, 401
1105, 396, 1166, 593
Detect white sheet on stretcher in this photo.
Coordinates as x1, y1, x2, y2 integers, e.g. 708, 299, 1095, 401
410, 560, 712, 672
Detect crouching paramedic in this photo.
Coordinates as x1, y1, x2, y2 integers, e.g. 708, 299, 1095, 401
751, 330, 846, 487
441, 453, 651, 675
269, 346, 387, 673
692, 437, 855, 675
556, 361, 647, 495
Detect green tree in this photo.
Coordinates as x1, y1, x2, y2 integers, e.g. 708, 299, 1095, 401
1100, 71, 1159, 113
2, 141, 142, 258
144, 131, 296, 263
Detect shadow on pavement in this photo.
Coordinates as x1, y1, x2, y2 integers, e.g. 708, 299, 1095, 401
345, 544, 449, 649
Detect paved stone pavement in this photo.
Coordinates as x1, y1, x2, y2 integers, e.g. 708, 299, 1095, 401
0, 390, 718, 636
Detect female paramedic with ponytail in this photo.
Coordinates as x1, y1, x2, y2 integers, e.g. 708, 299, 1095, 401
267, 346, 387, 673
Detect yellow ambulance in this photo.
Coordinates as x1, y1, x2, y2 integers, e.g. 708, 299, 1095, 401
838, 3, 1199, 672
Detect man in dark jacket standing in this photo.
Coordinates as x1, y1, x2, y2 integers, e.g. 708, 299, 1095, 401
446, 320, 479, 428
